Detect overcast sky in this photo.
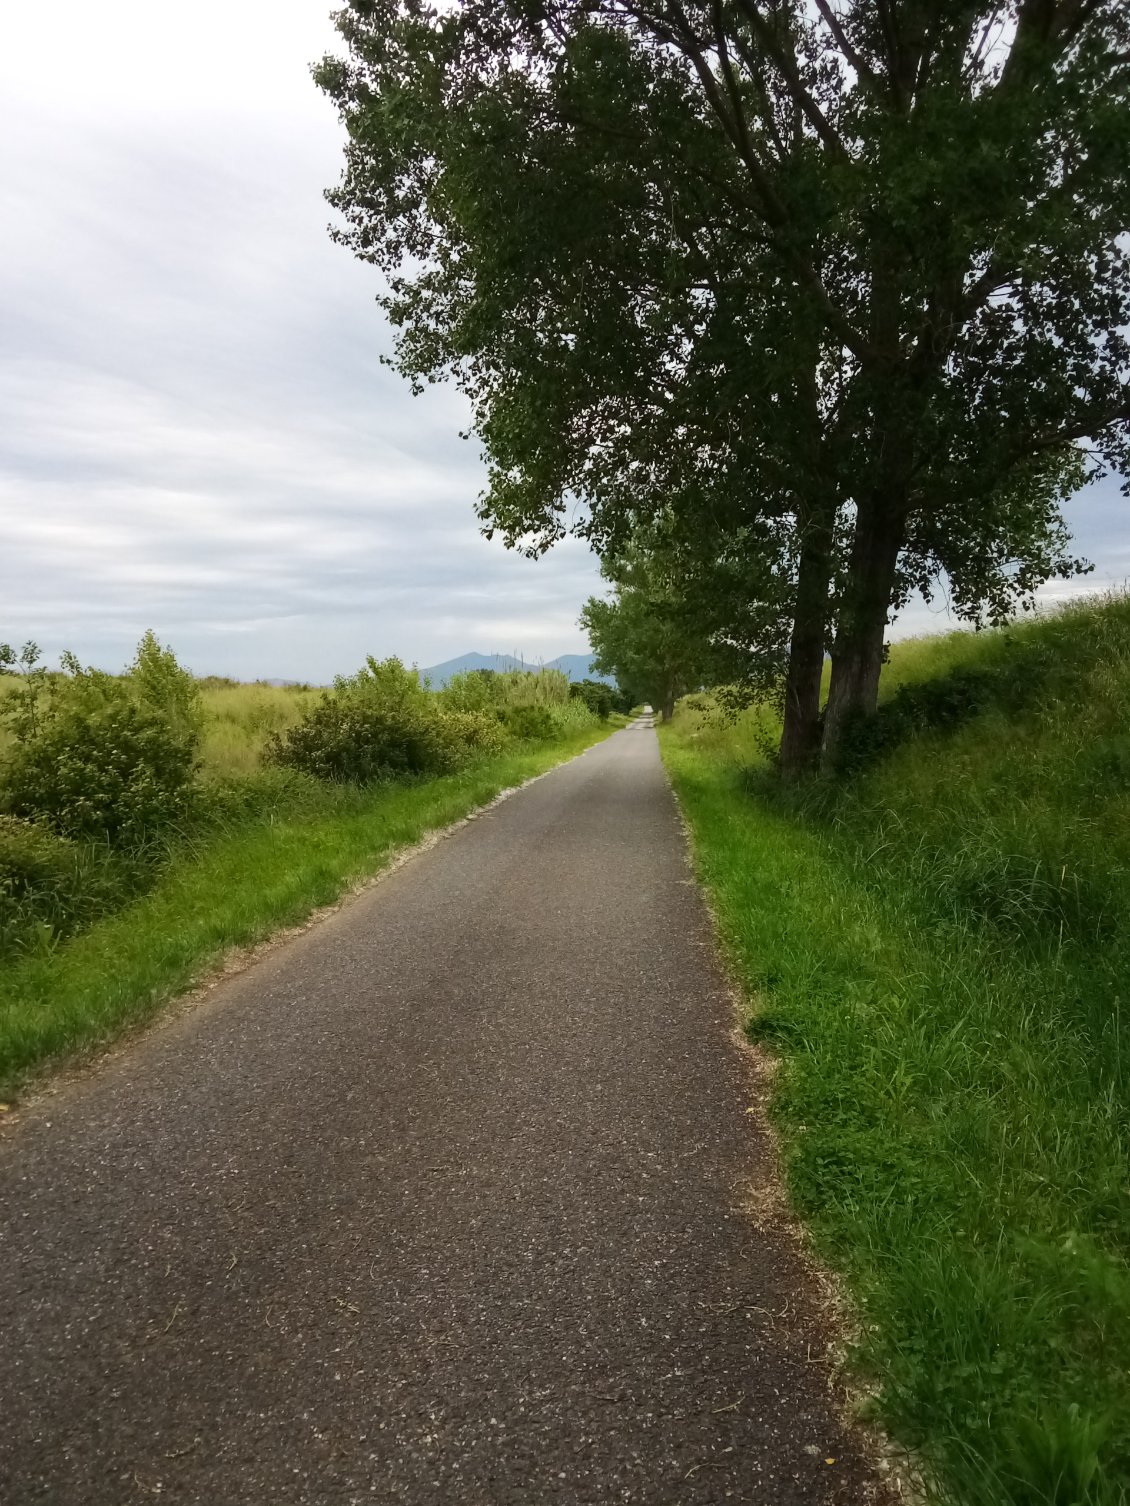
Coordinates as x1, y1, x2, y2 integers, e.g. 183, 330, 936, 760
2, 2, 1127, 681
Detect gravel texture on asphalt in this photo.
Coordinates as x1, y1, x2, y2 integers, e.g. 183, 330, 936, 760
0, 721, 886, 1504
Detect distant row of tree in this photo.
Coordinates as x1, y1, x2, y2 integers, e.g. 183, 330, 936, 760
318, 1, 1130, 774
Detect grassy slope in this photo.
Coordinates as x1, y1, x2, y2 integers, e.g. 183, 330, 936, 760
0, 724, 614, 1099
660, 597, 1130, 1506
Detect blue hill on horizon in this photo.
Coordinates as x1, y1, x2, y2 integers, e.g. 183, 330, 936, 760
419, 651, 613, 689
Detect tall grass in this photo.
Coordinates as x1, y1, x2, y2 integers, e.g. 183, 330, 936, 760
661, 595, 1130, 1506
198, 682, 321, 775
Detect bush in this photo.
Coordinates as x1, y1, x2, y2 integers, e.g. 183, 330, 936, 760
569, 679, 613, 719
437, 709, 510, 762
549, 699, 602, 734
1, 697, 198, 842
0, 815, 79, 913
444, 666, 574, 711
0, 819, 70, 955
834, 666, 1000, 774
498, 704, 558, 741
442, 669, 502, 714
502, 667, 571, 706
265, 656, 508, 783
0, 634, 202, 845
265, 694, 446, 782
130, 629, 203, 741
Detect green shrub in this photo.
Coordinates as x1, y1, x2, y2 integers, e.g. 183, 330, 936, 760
442, 668, 502, 713
569, 679, 613, 719
130, 629, 203, 741
0, 634, 201, 845
437, 709, 510, 762
502, 667, 571, 706
1, 697, 198, 842
553, 699, 602, 734
498, 704, 558, 741
0, 815, 79, 907
192, 767, 328, 832
265, 694, 444, 782
444, 666, 574, 710
0, 819, 72, 954
264, 656, 502, 783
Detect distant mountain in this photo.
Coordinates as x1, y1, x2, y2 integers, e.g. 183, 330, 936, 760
419, 651, 614, 689
543, 654, 613, 684
418, 653, 524, 687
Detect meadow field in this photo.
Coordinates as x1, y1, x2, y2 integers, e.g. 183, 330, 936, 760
0, 648, 620, 1096
661, 594, 1130, 1506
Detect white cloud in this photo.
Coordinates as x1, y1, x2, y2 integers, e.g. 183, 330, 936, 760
1, 2, 1126, 679
0, 3, 604, 680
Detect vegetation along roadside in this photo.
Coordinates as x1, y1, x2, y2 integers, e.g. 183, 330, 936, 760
0, 637, 622, 1100
660, 594, 1130, 1506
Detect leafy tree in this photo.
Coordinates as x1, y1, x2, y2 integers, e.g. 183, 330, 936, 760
569, 678, 614, 719
581, 546, 717, 719
319, 1, 1130, 772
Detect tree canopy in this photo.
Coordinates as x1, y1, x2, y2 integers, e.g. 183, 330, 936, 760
318, 0, 1130, 772
580, 534, 726, 718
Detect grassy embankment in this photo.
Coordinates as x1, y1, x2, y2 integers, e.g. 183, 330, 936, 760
661, 595, 1130, 1506
0, 677, 619, 1099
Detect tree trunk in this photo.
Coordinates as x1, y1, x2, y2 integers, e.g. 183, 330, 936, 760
819, 231, 924, 769
778, 499, 835, 780
660, 687, 676, 722
820, 503, 904, 768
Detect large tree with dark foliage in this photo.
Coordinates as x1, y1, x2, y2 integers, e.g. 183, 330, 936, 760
318, 1, 1130, 773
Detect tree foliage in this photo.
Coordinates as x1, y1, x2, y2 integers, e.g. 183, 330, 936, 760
581, 542, 720, 718
319, 0, 1130, 772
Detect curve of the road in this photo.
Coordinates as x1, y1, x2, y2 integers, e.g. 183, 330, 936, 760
0, 720, 884, 1504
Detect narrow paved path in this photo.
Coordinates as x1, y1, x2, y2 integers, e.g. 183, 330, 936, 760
0, 723, 883, 1504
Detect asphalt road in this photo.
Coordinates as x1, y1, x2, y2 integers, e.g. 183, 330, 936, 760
0, 721, 884, 1504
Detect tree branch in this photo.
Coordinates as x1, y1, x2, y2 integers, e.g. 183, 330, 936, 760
729, 0, 851, 160
606, 0, 878, 362
726, 25, 790, 158
873, 0, 906, 109
812, 0, 877, 87
711, 0, 773, 179
1026, 391, 1130, 452
998, 0, 1105, 88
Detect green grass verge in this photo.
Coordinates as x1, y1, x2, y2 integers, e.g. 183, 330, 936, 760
660, 599, 1130, 1506
0, 725, 614, 1100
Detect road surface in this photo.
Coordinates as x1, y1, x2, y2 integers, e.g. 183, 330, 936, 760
0, 721, 884, 1504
